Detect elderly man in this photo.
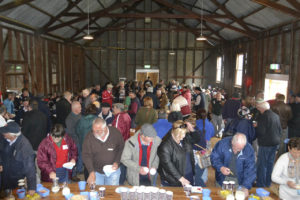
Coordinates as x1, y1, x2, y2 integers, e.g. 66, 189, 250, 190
82, 118, 124, 186
210, 133, 256, 196
65, 101, 82, 180
255, 101, 281, 187
153, 110, 172, 139
121, 124, 161, 186
98, 102, 114, 125
0, 121, 36, 195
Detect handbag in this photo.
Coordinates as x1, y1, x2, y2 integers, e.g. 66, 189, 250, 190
194, 144, 211, 169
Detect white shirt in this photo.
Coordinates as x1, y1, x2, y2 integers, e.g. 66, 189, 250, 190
0, 115, 7, 127
271, 153, 299, 200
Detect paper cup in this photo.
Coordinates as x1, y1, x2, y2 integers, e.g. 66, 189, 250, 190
17, 189, 26, 199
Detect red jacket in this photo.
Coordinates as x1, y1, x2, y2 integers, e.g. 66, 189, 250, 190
112, 112, 131, 141
102, 90, 113, 107
37, 134, 77, 182
182, 90, 192, 108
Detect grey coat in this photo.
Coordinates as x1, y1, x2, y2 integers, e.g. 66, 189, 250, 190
65, 112, 82, 145
121, 132, 161, 186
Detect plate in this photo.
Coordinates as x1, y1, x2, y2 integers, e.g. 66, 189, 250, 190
63, 162, 75, 169
115, 187, 129, 194
103, 165, 116, 177
191, 186, 203, 193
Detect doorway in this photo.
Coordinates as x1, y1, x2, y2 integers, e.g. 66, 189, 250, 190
136, 69, 159, 86
264, 74, 289, 102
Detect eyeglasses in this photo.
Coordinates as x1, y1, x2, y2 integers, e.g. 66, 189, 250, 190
174, 124, 187, 129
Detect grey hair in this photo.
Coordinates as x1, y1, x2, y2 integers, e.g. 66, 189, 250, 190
256, 101, 270, 110
8, 131, 22, 137
0, 105, 7, 115
232, 133, 247, 146
93, 117, 107, 128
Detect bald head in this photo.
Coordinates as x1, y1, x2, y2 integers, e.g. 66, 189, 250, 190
72, 101, 81, 115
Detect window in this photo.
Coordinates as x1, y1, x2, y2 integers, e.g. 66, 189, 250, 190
235, 54, 244, 87
216, 56, 222, 83
5, 64, 25, 91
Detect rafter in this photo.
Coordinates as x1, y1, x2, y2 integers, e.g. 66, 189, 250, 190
39, 0, 82, 34
286, 0, 300, 11
210, 0, 254, 33
252, 0, 300, 18
0, 0, 34, 12
45, 0, 142, 33
153, 0, 256, 39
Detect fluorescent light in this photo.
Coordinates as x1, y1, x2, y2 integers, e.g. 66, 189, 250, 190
83, 34, 94, 40
196, 35, 207, 41
169, 51, 175, 55
144, 65, 151, 69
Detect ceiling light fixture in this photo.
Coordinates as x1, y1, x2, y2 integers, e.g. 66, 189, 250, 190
83, 0, 93, 40
169, 30, 175, 55
196, 0, 206, 41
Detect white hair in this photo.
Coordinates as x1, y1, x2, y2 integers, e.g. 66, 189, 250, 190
232, 133, 247, 146
170, 103, 181, 112
256, 101, 270, 110
93, 118, 107, 128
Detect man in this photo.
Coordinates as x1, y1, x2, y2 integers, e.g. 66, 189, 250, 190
153, 110, 172, 139
121, 124, 161, 186
15, 96, 30, 125
172, 92, 191, 119
210, 133, 256, 196
82, 88, 91, 112
182, 85, 192, 109
209, 92, 225, 137
82, 118, 124, 185
271, 94, 293, 157
127, 91, 141, 128
3, 92, 15, 115
102, 84, 114, 108
98, 102, 114, 125
144, 76, 153, 88
222, 93, 241, 126
22, 99, 48, 151
112, 103, 131, 141
65, 101, 82, 180
0, 121, 36, 195
56, 91, 72, 127
193, 87, 205, 111
288, 93, 300, 138
255, 101, 281, 187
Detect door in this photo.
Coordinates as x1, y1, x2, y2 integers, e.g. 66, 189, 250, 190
136, 69, 159, 86
264, 74, 289, 102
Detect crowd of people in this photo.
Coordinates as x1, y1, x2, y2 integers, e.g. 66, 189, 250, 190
0, 77, 299, 199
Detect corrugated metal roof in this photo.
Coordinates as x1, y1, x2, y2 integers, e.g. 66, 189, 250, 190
226, 0, 261, 18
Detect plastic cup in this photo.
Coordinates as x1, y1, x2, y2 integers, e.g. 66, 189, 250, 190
137, 189, 143, 200
90, 191, 98, 200
150, 188, 159, 200
99, 187, 106, 198
166, 191, 173, 200
159, 189, 166, 200
64, 193, 74, 200
120, 189, 128, 200
297, 190, 300, 195
128, 188, 136, 200
202, 189, 211, 197
78, 181, 86, 191
17, 189, 26, 199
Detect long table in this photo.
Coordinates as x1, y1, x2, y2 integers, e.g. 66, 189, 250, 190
13, 182, 278, 199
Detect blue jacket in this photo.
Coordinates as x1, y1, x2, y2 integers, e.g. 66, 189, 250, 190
0, 135, 36, 190
196, 119, 215, 141
210, 137, 256, 189
223, 118, 256, 144
3, 99, 14, 114
153, 119, 173, 139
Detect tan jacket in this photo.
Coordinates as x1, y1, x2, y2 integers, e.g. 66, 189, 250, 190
271, 101, 293, 129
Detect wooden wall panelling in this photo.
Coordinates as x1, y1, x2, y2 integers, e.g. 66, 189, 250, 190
107, 32, 111, 82
252, 40, 259, 96
34, 37, 43, 93
183, 32, 187, 83
158, 20, 161, 79
65, 45, 71, 91
42, 40, 47, 95
297, 31, 300, 92
201, 50, 205, 85
280, 32, 285, 64
22, 33, 29, 90
15, 31, 21, 61
289, 23, 295, 92
125, 29, 128, 79
134, 21, 137, 80
259, 38, 264, 90
7, 30, 12, 60
0, 28, 5, 92
175, 30, 178, 82
272, 35, 278, 63
192, 35, 196, 83
29, 36, 37, 94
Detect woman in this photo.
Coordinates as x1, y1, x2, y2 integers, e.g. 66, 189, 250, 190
194, 109, 215, 186
135, 97, 157, 127
37, 124, 77, 183
158, 120, 201, 186
102, 84, 114, 108
272, 137, 300, 200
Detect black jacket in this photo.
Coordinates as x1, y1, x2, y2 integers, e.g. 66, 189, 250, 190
56, 98, 71, 127
22, 110, 48, 151
0, 135, 36, 190
256, 109, 281, 146
157, 130, 201, 186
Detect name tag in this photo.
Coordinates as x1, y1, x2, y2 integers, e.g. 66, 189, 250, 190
107, 148, 114, 151
62, 145, 68, 150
